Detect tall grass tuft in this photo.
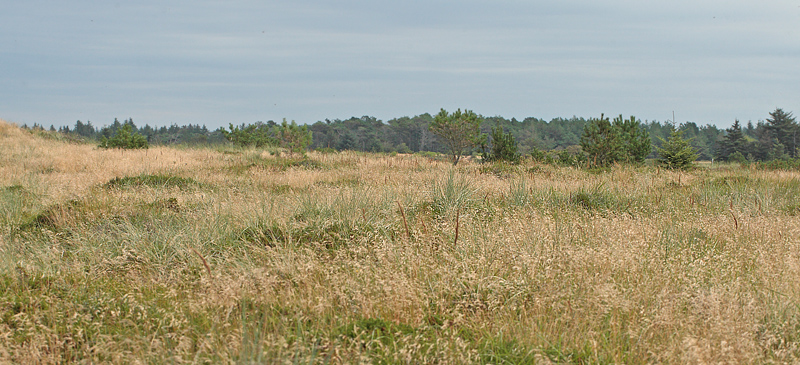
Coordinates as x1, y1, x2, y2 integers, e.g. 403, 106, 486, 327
427, 169, 479, 217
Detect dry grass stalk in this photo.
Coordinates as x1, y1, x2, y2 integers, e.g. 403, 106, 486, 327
729, 210, 739, 229
396, 200, 410, 239
453, 207, 461, 245
190, 247, 212, 277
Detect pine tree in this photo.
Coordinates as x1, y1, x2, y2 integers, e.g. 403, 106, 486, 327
766, 108, 798, 158
580, 114, 622, 167
613, 115, 651, 163
276, 119, 312, 155
715, 119, 748, 161
98, 124, 148, 149
482, 123, 519, 163
656, 128, 698, 169
428, 108, 484, 165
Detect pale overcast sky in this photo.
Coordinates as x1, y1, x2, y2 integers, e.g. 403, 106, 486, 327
2, 1, 798, 129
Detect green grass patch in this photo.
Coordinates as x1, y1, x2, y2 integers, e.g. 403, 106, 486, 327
558, 184, 644, 218
104, 174, 201, 190
705, 175, 755, 189
568, 187, 619, 213
17, 199, 85, 233
479, 337, 539, 364
230, 155, 326, 174
238, 220, 381, 250
538, 342, 597, 364
427, 170, 480, 217
783, 203, 800, 216
0, 270, 232, 363
1, 184, 40, 227
337, 317, 415, 341
479, 161, 520, 178
314, 176, 362, 188
145, 197, 181, 213
3, 184, 28, 194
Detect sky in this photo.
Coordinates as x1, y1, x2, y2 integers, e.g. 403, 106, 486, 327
2, 0, 799, 130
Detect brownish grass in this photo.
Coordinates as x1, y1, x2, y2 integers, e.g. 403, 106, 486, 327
2, 119, 800, 363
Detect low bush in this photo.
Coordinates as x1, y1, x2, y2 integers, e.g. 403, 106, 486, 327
482, 124, 519, 164
756, 158, 800, 171
98, 124, 148, 149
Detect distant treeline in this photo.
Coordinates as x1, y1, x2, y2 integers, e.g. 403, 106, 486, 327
37, 118, 228, 145
23, 108, 798, 162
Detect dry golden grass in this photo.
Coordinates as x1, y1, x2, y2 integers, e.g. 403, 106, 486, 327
2, 121, 800, 363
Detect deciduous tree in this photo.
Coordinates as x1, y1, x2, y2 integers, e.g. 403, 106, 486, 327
428, 108, 484, 165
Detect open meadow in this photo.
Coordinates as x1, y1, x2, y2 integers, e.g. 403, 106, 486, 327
2, 119, 800, 363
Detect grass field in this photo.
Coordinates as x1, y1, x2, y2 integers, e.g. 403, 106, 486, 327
2, 119, 800, 363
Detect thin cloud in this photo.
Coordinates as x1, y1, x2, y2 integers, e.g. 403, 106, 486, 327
1, 0, 798, 127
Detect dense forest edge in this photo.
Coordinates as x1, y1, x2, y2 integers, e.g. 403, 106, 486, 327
19, 108, 799, 164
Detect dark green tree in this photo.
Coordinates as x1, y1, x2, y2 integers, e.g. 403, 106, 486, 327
337, 132, 356, 150
482, 123, 519, 163
748, 121, 777, 161
697, 123, 723, 160
766, 108, 797, 158
386, 114, 434, 152
715, 120, 748, 161
98, 124, 148, 149
580, 114, 622, 167
308, 120, 338, 150
219, 122, 275, 147
276, 119, 312, 155
656, 128, 699, 169
139, 124, 155, 142
613, 115, 651, 163
428, 108, 485, 165
679, 122, 713, 160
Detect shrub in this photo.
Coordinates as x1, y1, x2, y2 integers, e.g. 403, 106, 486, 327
314, 147, 338, 154
98, 124, 148, 149
580, 114, 650, 167
529, 147, 586, 167
529, 146, 551, 163
219, 122, 275, 148
729, 151, 748, 164
275, 119, 312, 155
756, 158, 800, 171
580, 114, 622, 167
482, 124, 520, 164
